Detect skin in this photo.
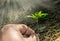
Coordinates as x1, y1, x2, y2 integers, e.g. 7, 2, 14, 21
0, 24, 39, 41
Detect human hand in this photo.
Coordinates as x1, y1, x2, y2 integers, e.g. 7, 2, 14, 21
0, 24, 39, 41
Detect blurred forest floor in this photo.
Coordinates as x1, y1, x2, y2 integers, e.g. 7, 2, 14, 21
31, 19, 60, 41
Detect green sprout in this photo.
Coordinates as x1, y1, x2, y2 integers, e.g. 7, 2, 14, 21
27, 11, 48, 20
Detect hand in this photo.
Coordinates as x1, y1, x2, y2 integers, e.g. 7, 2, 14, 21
0, 24, 39, 41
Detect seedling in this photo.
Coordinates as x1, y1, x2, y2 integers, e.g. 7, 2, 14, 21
26, 11, 48, 23
26, 11, 48, 33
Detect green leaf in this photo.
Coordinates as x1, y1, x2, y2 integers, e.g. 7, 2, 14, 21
32, 14, 38, 19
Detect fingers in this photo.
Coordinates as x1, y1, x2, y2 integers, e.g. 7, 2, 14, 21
1, 24, 35, 36
1, 24, 39, 41
24, 34, 39, 41
22, 26, 35, 37
16, 24, 39, 41
9, 24, 35, 36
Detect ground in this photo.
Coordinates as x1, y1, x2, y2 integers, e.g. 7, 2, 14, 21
24, 17, 60, 41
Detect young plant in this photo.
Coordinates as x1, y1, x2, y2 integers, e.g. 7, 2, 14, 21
26, 11, 48, 23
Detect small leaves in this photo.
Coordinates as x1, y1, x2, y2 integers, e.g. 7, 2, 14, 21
26, 11, 48, 20
32, 14, 38, 19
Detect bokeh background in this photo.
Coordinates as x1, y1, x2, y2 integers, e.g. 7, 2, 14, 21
0, 0, 60, 41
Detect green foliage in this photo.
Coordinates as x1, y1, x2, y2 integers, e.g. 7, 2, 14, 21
27, 11, 48, 20
36, 26, 47, 33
